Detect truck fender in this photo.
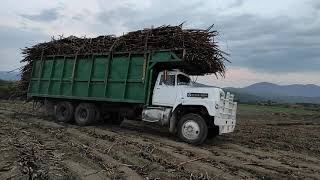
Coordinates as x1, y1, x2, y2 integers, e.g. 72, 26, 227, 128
172, 101, 216, 117
172, 103, 181, 113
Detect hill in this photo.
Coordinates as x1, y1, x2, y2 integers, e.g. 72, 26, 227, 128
0, 79, 16, 99
0, 71, 20, 81
225, 82, 320, 104
243, 82, 320, 97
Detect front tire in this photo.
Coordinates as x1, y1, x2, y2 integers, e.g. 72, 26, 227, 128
177, 113, 208, 145
74, 103, 97, 126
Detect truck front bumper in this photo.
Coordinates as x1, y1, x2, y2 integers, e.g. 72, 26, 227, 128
214, 92, 237, 134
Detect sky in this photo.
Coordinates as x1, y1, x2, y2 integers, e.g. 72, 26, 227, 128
0, 0, 319, 87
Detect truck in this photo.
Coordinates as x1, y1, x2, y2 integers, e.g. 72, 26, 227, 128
28, 49, 237, 145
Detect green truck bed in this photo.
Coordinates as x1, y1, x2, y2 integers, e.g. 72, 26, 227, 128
28, 50, 182, 104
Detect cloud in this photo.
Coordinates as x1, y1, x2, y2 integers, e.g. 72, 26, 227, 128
99, 1, 319, 74
71, 14, 84, 21
0, 0, 319, 86
0, 48, 23, 70
97, 7, 138, 26
20, 7, 61, 22
311, 0, 320, 10
95, 0, 205, 31
228, 0, 245, 8
213, 14, 320, 73
0, 26, 48, 48
0, 26, 48, 70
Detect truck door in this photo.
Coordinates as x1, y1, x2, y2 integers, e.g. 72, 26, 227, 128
152, 73, 177, 106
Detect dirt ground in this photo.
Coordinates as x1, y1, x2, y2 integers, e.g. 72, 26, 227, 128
0, 100, 319, 180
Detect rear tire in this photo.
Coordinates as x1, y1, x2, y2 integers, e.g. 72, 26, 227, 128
74, 103, 97, 126
177, 113, 208, 145
55, 101, 74, 123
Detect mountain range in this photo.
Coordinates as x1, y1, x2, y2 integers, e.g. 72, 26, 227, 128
224, 82, 320, 104
0, 71, 20, 81
0, 72, 319, 104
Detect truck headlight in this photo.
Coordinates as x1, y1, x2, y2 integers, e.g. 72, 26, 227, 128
215, 104, 219, 109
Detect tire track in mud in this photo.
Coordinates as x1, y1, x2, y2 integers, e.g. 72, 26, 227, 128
119, 133, 283, 179
0, 119, 70, 179
82, 127, 236, 179
1, 105, 320, 180
1, 113, 204, 179
84, 121, 320, 179
1, 111, 239, 179
0, 115, 143, 180
212, 144, 320, 171
74, 126, 216, 179
89, 121, 320, 179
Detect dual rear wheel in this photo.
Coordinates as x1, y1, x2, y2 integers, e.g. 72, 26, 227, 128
74, 103, 98, 126
54, 102, 99, 126
55, 101, 74, 123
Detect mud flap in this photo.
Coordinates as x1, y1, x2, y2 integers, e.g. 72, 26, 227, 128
169, 111, 177, 133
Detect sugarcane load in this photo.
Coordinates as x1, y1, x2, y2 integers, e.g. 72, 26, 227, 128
20, 24, 237, 145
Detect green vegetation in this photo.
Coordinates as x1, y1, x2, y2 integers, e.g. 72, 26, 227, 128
0, 79, 17, 99
239, 104, 320, 116
0, 79, 15, 90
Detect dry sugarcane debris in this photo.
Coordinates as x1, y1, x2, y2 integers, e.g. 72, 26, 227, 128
18, 24, 229, 96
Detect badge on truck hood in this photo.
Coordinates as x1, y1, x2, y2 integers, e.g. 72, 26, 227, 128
187, 93, 208, 98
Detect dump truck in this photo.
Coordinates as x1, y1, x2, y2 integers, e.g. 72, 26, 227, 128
27, 49, 237, 145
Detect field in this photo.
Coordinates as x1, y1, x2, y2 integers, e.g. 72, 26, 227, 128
0, 80, 16, 99
239, 104, 320, 116
0, 101, 319, 180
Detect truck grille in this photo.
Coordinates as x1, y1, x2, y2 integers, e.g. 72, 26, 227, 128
216, 92, 237, 134
219, 92, 237, 120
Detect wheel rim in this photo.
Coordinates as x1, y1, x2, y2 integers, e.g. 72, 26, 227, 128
58, 106, 67, 119
61, 107, 67, 117
79, 108, 88, 121
181, 120, 200, 140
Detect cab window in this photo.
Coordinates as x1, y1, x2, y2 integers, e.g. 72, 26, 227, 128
160, 75, 175, 86
177, 74, 190, 85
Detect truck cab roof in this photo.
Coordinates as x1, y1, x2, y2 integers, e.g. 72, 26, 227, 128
159, 70, 190, 77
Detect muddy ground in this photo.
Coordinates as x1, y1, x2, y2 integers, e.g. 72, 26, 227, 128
0, 100, 319, 180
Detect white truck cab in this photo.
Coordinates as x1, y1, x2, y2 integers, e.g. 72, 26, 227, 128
142, 70, 237, 145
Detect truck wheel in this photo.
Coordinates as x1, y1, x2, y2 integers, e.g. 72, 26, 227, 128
177, 113, 208, 145
74, 103, 96, 126
55, 101, 74, 123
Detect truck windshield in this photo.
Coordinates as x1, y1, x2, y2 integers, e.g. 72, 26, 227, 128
177, 74, 190, 85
